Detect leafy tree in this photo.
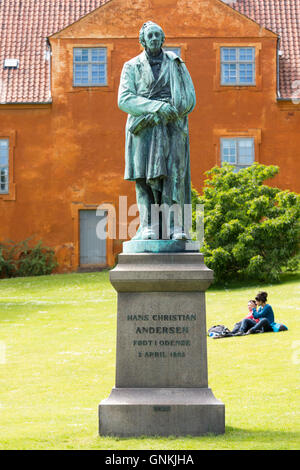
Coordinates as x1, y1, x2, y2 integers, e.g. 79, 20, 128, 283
192, 163, 300, 283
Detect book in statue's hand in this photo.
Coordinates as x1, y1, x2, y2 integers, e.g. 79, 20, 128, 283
129, 114, 156, 135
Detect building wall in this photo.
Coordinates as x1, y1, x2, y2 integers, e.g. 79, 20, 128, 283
0, 0, 299, 271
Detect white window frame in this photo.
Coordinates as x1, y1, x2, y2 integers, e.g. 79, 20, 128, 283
73, 47, 107, 87
163, 46, 181, 57
221, 137, 255, 171
0, 138, 9, 194
221, 47, 256, 86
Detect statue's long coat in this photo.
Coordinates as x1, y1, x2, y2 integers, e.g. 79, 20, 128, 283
118, 50, 196, 206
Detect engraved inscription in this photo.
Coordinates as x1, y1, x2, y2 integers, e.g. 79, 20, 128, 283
127, 313, 197, 359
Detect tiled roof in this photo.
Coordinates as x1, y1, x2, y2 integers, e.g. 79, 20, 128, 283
0, 0, 299, 103
0, 0, 107, 103
226, 0, 300, 99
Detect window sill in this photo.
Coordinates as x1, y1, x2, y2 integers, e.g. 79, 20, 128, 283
214, 79, 261, 92
0, 183, 16, 201
69, 79, 115, 93
73, 84, 107, 88
220, 83, 256, 87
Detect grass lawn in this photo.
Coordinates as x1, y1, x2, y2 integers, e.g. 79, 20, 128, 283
0, 270, 299, 450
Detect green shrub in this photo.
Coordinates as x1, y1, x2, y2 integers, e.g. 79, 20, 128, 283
0, 239, 57, 278
0, 244, 17, 278
0, 247, 6, 275
193, 163, 300, 283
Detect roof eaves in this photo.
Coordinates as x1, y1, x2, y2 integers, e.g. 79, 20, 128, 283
0, 100, 52, 105
277, 98, 300, 102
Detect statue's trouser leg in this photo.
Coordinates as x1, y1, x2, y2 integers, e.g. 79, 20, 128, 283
135, 179, 188, 239
161, 191, 188, 239
135, 179, 155, 231
160, 190, 183, 238
135, 181, 184, 239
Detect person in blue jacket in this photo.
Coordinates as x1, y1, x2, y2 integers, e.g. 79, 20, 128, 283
240, 291, 275, 334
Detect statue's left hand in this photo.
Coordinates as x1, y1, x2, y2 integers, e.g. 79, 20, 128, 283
145, 114, 160, 127
158, 103, 179, 122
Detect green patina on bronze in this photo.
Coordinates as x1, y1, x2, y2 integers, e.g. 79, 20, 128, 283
118, 21, 196, 243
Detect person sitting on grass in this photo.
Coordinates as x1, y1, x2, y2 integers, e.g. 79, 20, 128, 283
240, 291, 275, 335
231, 300, 259, 335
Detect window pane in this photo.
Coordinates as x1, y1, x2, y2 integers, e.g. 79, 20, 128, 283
0, 151, 7, 166
239, 63, 254, 84
222, 63, 237, 84
74, 64, 89, 85
73, 48, 107, 86
163, 47, 181, 56
91, 48, 106, 62
221, 48, 237, 62
221, 137, 254, 170
74, 49, 82, 62
239, 48, 254, 61
0, 140, 8, 172
0, 137, 8, 193
0, 140, 9, 167
0, 139, 8, 148
0, 168, 7, 181
221, 139, 236, 164
74, 48, 89, 62
221, 47, 255, 86
91, 64, 106, 84
238, 138, 254, 165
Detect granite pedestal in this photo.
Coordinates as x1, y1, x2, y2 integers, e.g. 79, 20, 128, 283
99, 249, 225, 436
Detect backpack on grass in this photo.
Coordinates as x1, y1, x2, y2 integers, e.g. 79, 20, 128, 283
207, 325, 232, 338
272, 322, 288, 332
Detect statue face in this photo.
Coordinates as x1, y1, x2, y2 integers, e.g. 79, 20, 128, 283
143, 24, 164, 55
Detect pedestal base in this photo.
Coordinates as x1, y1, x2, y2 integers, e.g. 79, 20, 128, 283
99, 252, 225, 437
99, 387, 225, 437
123, 239, 200, 253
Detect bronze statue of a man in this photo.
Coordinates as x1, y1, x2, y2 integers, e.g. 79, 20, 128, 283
118, 21, 196, 240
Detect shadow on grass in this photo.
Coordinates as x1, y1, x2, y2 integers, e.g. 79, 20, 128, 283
222, 426, 300, 442
99, 426, 300, 444
208, 271, 300, 292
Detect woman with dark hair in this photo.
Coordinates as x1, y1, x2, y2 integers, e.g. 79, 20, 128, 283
239, 291, 275, 334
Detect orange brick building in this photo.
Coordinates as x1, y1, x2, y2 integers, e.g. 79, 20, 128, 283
0, 0, 299, 271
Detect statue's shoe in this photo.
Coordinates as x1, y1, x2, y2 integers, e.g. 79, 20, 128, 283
171, 231, 189, 240
140, 228, 158, 240
132, 227, 159, 240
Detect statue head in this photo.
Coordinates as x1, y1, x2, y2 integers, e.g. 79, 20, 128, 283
139, 21, 165, 55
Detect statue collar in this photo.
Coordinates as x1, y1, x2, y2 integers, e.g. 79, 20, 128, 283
145, 50, 164, 66
138, 49, 183, 65
139, 49, 182, 64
